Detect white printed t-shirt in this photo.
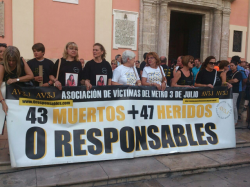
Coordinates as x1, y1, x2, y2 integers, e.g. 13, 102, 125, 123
142, 66, 164, 85
112, 65, 140, 85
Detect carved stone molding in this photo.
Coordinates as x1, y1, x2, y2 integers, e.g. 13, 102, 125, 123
139, 0, 234, 61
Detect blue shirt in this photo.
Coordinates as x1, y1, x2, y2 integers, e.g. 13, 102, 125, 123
237, 66, 247, 92
192, 66, 201, 85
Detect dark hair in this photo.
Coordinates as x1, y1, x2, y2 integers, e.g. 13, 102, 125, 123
230, 61, 238, 66
160, 57, 167, 63
143, 53, 148, 60
219, 60, 229, 70
0, 43, 7, 48
93, 43, 106, 60
201, 56, 216, 70
194, 58, 200, 62
67, 74, 75, 84
98, 76, 104, 82
32, 43, 45, 53
231, 55, 241, 64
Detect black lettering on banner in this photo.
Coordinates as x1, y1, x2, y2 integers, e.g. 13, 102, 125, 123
135, 126, 148, 151
55, 131, 72, 157
25, 127, 46, 160
205, 123, 219, 145
104, 128, 119, 154
173, 125, 188, 147
161, 125, 176, 148
185, 124, 199, 146
120, 127, 135, 153
73, 130, 87, 156
148, 125, 161, 150
87, 128, 103, 155
26, 107, 48, 124
195, 123, 208, 145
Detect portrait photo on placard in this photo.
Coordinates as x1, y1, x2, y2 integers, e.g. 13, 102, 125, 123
65, 73, 78, 86
96, 75, 107, 86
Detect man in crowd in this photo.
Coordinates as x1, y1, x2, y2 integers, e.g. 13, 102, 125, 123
135, 60, 141, 79
192, 58, 201, 85
160, 56, 172, 86
27, 43, 54, 87
140, 52, 148, 77
115, 54, 122, 66
231, 56, 247, 120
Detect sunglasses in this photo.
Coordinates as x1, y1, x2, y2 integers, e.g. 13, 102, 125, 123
0, 43, 7, 47
209, 62, 216, 65
111, 63, 117, 65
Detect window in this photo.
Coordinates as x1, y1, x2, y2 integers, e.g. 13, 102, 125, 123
233, 31, 242, 52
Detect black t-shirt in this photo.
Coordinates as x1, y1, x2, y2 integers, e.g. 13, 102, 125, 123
161, 64, 173, 86
50, 58, 82, 87
83, 59, 112, 86
1, 58, 27, 87
195, 69, 221, 86
136, 67, 141, 79
177, 69, 193, 86
227, 70, 242, 93
140, 61, 146, 72
27, 58, 54, 87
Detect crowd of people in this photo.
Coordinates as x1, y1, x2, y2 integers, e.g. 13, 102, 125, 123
0, 42, 249, 126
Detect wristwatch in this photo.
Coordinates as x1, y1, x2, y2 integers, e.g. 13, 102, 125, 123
17, 78, 20, 82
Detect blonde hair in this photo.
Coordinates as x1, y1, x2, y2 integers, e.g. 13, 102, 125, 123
3, 46, 21, 77
63, 42, 79, 61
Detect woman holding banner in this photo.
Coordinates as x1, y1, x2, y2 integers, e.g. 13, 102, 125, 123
84, 43, 112, 90
49, 42, 82, 90
112, 50, 141, 86
141, 52, 167, 91
0, 46, 34, 115
171, 55, 194, 87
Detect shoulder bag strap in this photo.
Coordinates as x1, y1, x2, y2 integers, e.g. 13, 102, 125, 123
56, 58, 62, 80
213, 70, 217, 86
232, 71, 239, 79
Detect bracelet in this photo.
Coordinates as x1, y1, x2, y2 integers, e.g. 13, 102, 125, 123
0, 99, 5, 103
48, 82, 51, 86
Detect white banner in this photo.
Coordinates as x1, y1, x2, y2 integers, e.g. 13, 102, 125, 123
5, 86, 235, 168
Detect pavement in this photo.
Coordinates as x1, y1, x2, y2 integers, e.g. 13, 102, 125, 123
0, 110, 249, 187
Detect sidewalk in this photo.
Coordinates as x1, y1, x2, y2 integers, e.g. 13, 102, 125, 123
0, 111, 250, 187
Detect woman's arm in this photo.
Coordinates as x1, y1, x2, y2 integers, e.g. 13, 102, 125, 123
108, 78, 112, 85
141, 77, 151, 86
0, 65, 8, 115
111, 81, 122, 85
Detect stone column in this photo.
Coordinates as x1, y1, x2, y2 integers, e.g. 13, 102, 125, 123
211, 9, 222, 60
157, 1, 168, 57
220, 10, 231, 60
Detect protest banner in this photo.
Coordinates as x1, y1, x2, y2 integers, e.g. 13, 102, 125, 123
5, 85, 235, 168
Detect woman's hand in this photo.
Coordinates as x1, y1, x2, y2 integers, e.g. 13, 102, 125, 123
227, 83, 232, 89
2, 101, 8, 115
42, 83, 50, 87
153, 83, 161, 91
54, 80, 62, 90
161, 82, 166, 91
85, 81, 92, 91
136, 80, 141, 86
207, 84, 214, 88
34, 76, 43, 83
7, 79, 16, 85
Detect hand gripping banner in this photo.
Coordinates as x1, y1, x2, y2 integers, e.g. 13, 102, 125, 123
5, 85, 235, 168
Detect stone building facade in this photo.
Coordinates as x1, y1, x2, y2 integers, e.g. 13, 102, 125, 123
139, 0, 235, 62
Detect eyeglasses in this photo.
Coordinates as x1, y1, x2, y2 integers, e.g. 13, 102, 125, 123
189, 61, 194, 64
0, 43, 7, 48
148, 57, 155, 60
209, 62, 216, 65
111, 63, 117, 65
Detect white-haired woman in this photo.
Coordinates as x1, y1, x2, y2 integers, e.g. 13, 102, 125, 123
112, 50, 141, 86
49, 42, 82, 90
0, 46, 34, 115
